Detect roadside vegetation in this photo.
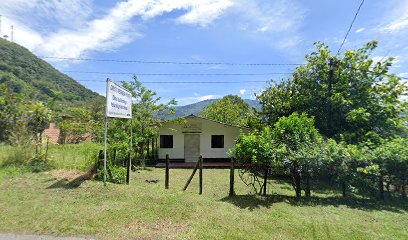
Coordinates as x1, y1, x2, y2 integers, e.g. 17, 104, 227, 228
0, 40, 407, 239
0, 158, 407, 239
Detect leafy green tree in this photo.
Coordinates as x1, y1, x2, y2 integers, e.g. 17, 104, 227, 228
107, 76, 176, 165
362, 137, 408, 199
258, 41, 407, 143
229, 127, 277, 194
0, 83, 23, 142
321, 140, 364, 197
199, 95, 257, 127
85, 98, 105, 142
24, 102, 52, 146
58, 107, 97, 144
232, 113, 323, 198
271, 113, 322, 198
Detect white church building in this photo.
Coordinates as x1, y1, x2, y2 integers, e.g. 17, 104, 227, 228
158, 115, 249, 162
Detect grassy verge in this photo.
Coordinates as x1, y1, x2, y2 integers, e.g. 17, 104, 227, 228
0, 165, 407, 239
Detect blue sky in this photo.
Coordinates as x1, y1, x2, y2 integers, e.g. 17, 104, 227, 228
1, 0, 407, 105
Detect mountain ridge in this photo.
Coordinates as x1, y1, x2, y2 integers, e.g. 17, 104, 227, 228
0, 38, 102, 109
167, 98, 261, 119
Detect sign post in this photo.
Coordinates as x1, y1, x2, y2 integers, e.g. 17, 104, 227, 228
104, 78, 132, 186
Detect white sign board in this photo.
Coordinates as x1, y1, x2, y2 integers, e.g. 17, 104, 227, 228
106, 80, 132, 119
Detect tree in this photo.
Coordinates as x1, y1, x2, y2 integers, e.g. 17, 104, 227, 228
231, 113, 324, 198
271, 113, 322, 198
58, 107, 97, 144
107, 76, 176, 165
363, 137, 408, 199
199, 95, 257, 127
24, 101, 52, 149
258, 41, 407, 143
229, 127, 277, 194
0, 83, 22, 142
321, 140, 363, 197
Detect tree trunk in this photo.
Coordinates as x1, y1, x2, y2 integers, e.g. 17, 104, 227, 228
147, 138, 150, 160
152, 138, 155, 161
305, 170, 311, 198
263, 167, 268, 195
291, 164, 301, 199
378, 174, 384, 200
342, 181, 347, 198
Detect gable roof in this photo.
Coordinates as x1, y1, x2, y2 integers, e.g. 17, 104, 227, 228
182, 114, 251, 130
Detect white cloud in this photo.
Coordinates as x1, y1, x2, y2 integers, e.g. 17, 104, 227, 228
0, 0, 307, 59
235, 0, 305, 34
379, 1, 408, 33
355, 28, 365, 33
239, 89, 246, 95
0, 0, 235, 59
371, 56, 400, 64
399, 73, 408, 78
230, 0, 307, 51
176, 94, 220, 106
176, 0, 234, 26
382, 17, 408, 32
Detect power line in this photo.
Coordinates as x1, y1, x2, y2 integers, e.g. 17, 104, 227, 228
336, 0, 365, 55
63, 71, 293, 76
42, 56, 303, 66
77, 79, 270, 84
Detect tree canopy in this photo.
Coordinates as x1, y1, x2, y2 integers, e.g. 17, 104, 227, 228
199, 95, 259, 127
258, 41, 407, 143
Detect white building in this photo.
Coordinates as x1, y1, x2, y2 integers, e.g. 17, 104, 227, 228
158, 115, 249, 162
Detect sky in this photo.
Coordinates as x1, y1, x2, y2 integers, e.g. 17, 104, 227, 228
0, 0, 407, 106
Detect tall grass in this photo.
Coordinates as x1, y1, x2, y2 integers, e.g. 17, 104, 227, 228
0, 142, 102, 172
48, 142, 102, 171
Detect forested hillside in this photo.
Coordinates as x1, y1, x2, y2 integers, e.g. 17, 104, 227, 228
0, 38, 102, 109
168, 98, 261, 119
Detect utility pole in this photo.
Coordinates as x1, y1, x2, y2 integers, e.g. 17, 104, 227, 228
10, 25, 13, 42
327, 59, 336, 137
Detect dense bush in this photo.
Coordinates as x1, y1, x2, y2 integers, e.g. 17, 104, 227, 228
232, 113, 408, 199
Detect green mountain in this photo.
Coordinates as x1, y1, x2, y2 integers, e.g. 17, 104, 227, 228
168, 98, 261, 119
0, 38, 102, 109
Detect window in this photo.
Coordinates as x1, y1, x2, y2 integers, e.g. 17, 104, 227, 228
160, 135, 173, 148
211, 135, 224, 148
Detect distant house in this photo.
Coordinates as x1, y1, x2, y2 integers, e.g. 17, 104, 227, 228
42, 122, 92, 144
158, 115, 249, 162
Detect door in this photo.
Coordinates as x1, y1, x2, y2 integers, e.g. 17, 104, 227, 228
184, 134, 200, 162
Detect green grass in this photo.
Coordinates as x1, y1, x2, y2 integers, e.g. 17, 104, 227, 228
0, 142, 101, 172
0, 144, 407, 239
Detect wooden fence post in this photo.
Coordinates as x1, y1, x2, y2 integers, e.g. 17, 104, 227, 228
183, 161, 200, 191
165, 154, 169, 189
199, 155, 203, 195
229, 158, 235, 196
126, 152, 131, 184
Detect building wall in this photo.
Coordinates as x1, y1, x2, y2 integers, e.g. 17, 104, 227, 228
158, 116, 248, 161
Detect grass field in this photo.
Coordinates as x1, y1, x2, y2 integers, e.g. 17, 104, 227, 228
0, 143, 407, 239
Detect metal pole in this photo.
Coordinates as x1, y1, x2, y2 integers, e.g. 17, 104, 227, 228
103, 78, 109, 186
127, 118, 132, 184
